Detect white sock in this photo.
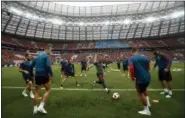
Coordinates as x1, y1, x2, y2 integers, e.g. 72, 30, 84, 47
164, 88, 168, 92
168, 90, 172, 95
34, 105, 37, 109
39, 101, 45, 108
146, 96, 151, 106
23, 88, 27, 93
144, 106, 149, 111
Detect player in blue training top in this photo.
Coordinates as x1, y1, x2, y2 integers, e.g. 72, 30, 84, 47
129, 48, 151, 116
19, 52, 34, 99
153, 50, 172, 98
122, 57, 129, 77
60, 59, 80, 89
31, 47, 53, 115
60, 58, 68, 85
80, 57, 87, 77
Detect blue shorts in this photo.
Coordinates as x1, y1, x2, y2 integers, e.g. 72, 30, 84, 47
158, 69, 172, 81
136, 82, 150, 93
22, 74, 33, 83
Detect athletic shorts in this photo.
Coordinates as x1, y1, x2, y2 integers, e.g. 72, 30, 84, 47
96, 72, 104, 80
117, 64, 120, 69
158, 70, 172, 81
135, 82, 150, 93
123, 66, 128, 71
81, 66, 86, 71
64, 72, 75, 77
35, 76, 50, 85
22, 74, 33, 84
61, 67, 64, 72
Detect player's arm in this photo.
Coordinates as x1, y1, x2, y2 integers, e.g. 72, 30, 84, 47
18, 63, 29, 74
72, 64, 75, 76
128, 58, 135, 81
163, 54, 172, 70
46, 56, 53, 79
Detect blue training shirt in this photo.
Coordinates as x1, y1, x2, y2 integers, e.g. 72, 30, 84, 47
128, 54, 151, 83
154, 53, 172, 70
81, 59, 87, 67
31, 52, 53, 77
60, 59, 68, 68
122, 59, 128, 67
20, 61, 33, 76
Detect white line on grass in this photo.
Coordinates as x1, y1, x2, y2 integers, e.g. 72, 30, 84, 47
1, 86, 185, 91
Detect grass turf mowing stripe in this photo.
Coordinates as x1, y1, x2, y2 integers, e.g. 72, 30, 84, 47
1, 86, 185, 91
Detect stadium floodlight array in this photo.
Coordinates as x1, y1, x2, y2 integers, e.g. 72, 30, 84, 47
8, 6, 184, 26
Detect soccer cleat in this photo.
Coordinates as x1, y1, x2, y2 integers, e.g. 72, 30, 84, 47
138, 109, 151, 116
37, 107, 47, 114
76, 84, 80, 87
30, 92, 34, 99
166, 94, 172, 98
60, 87, 64, 89
33, 106, 38, 114
106, 89, 111, 94
22, 92, 28, 97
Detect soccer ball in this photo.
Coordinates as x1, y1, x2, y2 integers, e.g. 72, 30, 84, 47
112, 92, 120, 100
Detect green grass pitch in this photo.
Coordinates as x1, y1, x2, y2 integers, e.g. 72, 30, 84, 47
1, 63, 185, 118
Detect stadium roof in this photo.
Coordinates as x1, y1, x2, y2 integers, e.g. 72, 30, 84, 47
1, 1, 184, 41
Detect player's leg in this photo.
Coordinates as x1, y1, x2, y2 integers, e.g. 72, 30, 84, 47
159, 70, 168, 94
37, 78, 51, 114
22, 79, 29, 97
98, 73, 110, 93
33, 84, 41, 114
144, 91, 151, 107
61, 75, 68, 89
28, 80, 34, 99
165, 71, 173, 98
136, 82, 151, 116
72, 74, 80, 87
80, 66, 83, 76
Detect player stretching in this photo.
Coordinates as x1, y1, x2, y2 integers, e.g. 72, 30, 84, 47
153, 50, 172, 98
80, 58, 87, 77
122, 57, 129, 77
19, 53, 34, 99
31, 47, 53, 114
93, 58, 110, 93
61, 59, 80, 89
129, 48, 151, 116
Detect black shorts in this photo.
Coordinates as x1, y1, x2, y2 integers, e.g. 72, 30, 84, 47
158, 70, 172, 81
61, 67, 64, 72
23, 74, 33, 83
35, 76, 50, 85
81, 66, 86, 72
136, 82, 150, 93
117, 64, 120, 69
123, 66, 128, 71
65, 73, 75, 77
96, 72, 104, 80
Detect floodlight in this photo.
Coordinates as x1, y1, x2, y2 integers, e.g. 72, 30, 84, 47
170, 11, 184, 18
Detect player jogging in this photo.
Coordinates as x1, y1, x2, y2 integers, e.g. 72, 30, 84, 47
129, 48, 151, 116
80, 58, 87, 77
60, 59, 80, 89
153, 50, 172, 98
93, 58, 110, 93
122, 57, 129, 77
60, 58, 68, 86
31, 47, 53, 114
19, 53, 34, 99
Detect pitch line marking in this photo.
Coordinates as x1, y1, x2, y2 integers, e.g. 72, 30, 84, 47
1, 86, 185, 91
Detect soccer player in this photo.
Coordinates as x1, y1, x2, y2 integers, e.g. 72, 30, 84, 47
60, 58, 68, 78
117, 58, 121, 70
60, 59, 80, 89
80, 58, 87, 77
19, 53, 34, 99
153, 50, 172, 98
122, 57, 129, 77
31, 47, 53, 114
129, 48, 151, 116
93, 58, 110, 93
